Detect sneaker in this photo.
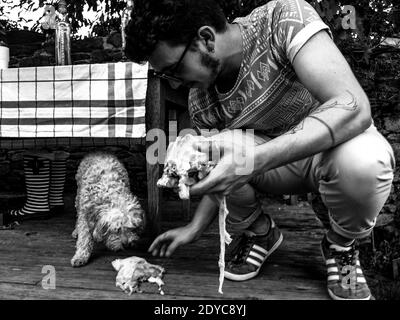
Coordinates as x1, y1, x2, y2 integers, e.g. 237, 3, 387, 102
321, 235, 371, 300
224, 218, 283, 281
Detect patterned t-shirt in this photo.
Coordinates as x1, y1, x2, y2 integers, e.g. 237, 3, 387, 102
188, 0, 333, 137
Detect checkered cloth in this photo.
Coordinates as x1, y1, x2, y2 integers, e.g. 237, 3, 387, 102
0, 62, 148, 139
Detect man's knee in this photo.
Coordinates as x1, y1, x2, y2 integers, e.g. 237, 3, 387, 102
326, 131, 395, 191
226, 183, 258, 207
344, 151, 393, 187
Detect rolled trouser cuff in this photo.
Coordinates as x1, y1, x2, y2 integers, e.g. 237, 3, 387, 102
226, 206, 263, 233
329, 213, 375, 240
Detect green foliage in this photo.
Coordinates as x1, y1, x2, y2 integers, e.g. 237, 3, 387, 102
2, 0, 399, 41
0, 0, 126, 37
66, 0, 126, 36
313, 0, 400, 114
216, 0, 267, 21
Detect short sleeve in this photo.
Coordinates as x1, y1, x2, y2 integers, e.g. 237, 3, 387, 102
272, 0, 333, 64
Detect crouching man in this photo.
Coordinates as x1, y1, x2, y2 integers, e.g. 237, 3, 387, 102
124, 0, 395, 300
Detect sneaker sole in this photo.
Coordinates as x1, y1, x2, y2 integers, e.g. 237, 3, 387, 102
327, 288, 371, 301
224, 232, 283, 281
320, 243, 371, 301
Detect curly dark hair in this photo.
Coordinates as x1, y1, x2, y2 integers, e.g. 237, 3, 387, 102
124, 0, 228, 64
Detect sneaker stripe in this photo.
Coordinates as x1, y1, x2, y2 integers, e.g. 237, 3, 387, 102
327, 266, 339, 273
246, 257, 262, 268
357, 277, 367, 283
251, 246, 268, 256
252, 244, 268, 255
251, 248, 268, 259
249, 251, 265, 262
329, 244, 352, 251
247, 253, 264, 264
328, 274, 340, 281
356, 268, 363, 275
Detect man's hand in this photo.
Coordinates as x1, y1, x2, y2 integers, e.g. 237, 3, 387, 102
148, 225, 200, 258
190, 130, 260, 196
189, 153, 255, 196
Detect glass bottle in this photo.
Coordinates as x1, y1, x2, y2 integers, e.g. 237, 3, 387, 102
0, 20, 9, 69
55, 0, 71, 65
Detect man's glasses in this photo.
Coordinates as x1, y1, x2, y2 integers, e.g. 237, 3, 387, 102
153, 38, 193, 83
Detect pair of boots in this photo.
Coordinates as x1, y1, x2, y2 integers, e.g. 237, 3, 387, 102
6, 152, 68, 223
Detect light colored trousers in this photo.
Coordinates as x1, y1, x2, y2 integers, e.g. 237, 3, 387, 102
224, 124, 395, 240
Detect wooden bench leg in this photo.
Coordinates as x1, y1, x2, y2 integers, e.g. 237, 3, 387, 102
145, 74, 166, 237
146, 162, 162, 237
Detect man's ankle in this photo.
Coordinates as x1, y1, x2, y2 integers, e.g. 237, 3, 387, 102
326, 230, 355, 247
247, 214, 271, 237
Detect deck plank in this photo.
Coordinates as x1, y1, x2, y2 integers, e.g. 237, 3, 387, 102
0, 196, 330, 300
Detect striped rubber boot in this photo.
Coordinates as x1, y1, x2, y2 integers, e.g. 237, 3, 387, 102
7, 155, 51, 222
49, 158, 67, 215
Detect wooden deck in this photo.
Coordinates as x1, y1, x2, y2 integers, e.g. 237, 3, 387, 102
0, 195, 333, 300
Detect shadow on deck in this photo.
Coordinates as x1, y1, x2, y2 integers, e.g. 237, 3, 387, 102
0, 195, 333, 300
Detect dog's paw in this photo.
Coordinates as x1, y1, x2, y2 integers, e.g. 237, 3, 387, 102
71, 255, 89, 267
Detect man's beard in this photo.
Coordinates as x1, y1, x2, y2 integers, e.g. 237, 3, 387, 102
200, 51, 220, 87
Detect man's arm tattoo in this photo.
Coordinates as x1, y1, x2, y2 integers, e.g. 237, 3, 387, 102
283, 91, 359, 145
284, 116, 335, 145
285, 120, 305, 135
311, 90, 358, 115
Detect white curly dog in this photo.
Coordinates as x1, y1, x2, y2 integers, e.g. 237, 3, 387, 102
71, 152, 146, 267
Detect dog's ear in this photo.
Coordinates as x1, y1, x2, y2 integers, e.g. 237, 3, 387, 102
93, 214, 109, 240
